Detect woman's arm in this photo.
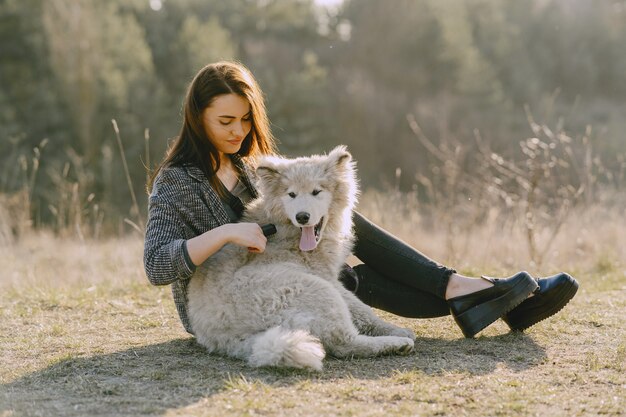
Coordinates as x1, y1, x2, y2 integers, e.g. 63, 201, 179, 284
143, 189, 196, 286
186, 222, 266, 266
143, 167, 267, 285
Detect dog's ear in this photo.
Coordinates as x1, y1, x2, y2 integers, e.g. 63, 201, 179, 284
256, 165, 280, 181
324, 145, 352, 174
255, 156, 284, 186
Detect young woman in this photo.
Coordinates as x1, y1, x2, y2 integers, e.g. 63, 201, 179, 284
143, 61, 578, 339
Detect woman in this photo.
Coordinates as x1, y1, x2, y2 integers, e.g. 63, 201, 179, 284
143, 61, 578, 339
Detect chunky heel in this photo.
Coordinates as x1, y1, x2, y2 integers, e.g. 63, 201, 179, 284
448, 272, 539, 338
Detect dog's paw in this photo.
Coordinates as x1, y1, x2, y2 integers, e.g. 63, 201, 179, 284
387, 327, 415, 340
397, 339, 414, 355
378, 336, 415, 356
392, 337, 415, 356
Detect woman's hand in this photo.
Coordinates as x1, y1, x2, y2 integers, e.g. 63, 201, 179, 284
187, 222, 267, 266
223, 222, 267, 253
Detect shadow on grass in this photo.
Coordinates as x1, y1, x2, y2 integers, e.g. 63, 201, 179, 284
2, 332, 545, 416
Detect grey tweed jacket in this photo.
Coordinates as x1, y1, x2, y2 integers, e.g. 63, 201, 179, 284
143, 155, 258, 334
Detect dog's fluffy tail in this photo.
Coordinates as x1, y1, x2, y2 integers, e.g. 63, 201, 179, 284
247, 326, 325, 371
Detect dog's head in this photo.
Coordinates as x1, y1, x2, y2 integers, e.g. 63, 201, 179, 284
255, 146, 358, 251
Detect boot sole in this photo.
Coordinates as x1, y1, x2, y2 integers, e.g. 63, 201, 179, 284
504, 279, 579, 331
453, 277, 538, 338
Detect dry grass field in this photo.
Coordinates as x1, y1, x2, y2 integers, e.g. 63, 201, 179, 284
1, 200, 625, 417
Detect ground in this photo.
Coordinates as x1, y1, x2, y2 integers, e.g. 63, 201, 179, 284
0, 234, 624, 417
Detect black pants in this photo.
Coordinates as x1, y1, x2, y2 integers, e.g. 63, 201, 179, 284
350, 211, 454, 318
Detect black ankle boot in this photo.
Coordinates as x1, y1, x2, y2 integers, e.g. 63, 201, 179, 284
503, 272, 579, 331
448, 272, 538, 338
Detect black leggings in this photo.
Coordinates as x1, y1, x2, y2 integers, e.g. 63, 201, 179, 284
351, 211, 454, 318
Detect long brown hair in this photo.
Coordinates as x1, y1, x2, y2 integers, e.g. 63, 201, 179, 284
147, 61, 277, 193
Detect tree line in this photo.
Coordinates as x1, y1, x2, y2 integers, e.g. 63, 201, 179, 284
1, 0, 625, 234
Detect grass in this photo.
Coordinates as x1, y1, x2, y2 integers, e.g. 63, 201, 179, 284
0, 227, 625, 416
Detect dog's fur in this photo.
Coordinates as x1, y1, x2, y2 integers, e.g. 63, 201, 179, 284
188, 146, 415, 371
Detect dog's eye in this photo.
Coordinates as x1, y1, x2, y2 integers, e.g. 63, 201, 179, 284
312, 189, 322, 196
288, 192, 297, 198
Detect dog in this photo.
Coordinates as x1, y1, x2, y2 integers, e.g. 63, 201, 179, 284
187, 146, 415, 371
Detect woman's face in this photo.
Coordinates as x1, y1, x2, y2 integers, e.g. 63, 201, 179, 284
202, 94, 252, 156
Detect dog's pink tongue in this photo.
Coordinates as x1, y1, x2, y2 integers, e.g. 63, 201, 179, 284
299, 226, 317, 251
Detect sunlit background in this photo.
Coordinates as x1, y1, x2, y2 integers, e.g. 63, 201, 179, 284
1, 0, 625, 269
2, 4, 625, 415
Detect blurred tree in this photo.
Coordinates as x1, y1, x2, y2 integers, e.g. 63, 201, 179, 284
338, 0, 453, 95
431, 1, 503, 102
40, 0, 167, 222
42, 0, 99, 162
261, 49, 337, 154
42, 0, 155, 160
1, 0, 624, 234
0, 0, 70, 202
467, 0, 626, 161
329, 0, 455, 185
178, 15, 236, 75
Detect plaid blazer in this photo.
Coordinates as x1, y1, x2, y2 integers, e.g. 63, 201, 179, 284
143, 155, 258, 334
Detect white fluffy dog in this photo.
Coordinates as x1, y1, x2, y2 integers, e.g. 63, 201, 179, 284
187, 146, 415, 371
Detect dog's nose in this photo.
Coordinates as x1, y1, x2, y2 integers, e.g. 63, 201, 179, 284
295, 212, 310, 225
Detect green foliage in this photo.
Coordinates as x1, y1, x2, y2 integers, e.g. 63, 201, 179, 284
0, 0, 625, 234
178, 15, 236, 74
